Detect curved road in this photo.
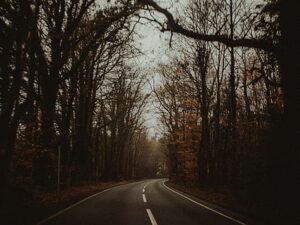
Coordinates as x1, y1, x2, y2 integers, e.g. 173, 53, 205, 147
39, 179, 249, 225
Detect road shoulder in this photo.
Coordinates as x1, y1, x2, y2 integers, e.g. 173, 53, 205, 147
164, 181, 262, 225
2, 180, 143, 225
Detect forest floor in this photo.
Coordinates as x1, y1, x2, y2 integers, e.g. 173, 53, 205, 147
166, 181, 266, 225
1, 180, 136, 225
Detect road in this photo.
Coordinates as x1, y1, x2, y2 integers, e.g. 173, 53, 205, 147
39, 179, 249, 225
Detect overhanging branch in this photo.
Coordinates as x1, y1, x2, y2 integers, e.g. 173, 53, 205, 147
139, 0, 276, 52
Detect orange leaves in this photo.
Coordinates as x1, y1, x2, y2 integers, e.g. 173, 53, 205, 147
171, 115, 200, 184
25, 181, 130, 209
179, 97, 198, 109
176, 148, 198, 184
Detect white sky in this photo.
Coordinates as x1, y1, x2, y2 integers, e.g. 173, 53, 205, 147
131, 0, 191, 137
134, 23, 169, 138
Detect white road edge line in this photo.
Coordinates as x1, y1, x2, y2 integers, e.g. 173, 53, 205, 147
163, 181, 247, 225
37, 180, 145, 225
146, 209, 158, 225
143, 188, 145, 193
143, 193, 147, 202
37, 188, 111, 225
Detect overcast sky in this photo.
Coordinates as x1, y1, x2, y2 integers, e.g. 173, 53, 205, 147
131, 0, 190, 138
134, 22, 169, 138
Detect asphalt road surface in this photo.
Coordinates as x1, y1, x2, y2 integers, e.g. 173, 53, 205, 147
38, 179, 249, 225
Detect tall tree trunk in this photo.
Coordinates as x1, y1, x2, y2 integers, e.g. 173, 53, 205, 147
228, 0, 237, 186
0, 32, 25, 192
275, 1, 300, 224
198, 46, 210, 184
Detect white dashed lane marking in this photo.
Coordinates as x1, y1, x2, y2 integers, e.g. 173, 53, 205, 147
143, 194, 147, 202
146, 209, 158, 225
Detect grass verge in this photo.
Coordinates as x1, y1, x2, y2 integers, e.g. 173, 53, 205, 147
1, 180, 136, 225
165, 181, 260, 224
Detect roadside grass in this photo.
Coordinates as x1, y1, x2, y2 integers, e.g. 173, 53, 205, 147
166, 181, 300, 225
1, 180, 135, 225
165, 181, 264, 224
166, 182, 241, 210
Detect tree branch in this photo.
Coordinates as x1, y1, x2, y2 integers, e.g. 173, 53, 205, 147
139, 0, 276, 52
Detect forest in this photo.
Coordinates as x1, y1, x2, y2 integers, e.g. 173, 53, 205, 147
0, 0, 299, 225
